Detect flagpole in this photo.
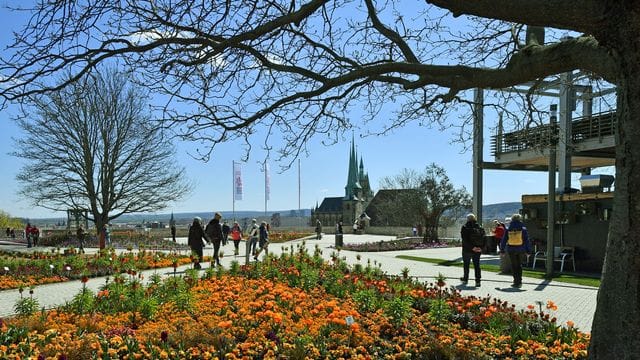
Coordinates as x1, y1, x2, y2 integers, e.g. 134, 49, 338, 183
298, 158, 301, 230
232, 160, 235, 221
264, 160, 267, 216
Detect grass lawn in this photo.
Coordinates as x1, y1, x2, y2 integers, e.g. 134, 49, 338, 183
396, 255, 601, 288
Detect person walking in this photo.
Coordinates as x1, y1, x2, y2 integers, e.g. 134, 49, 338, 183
25, 223, 33, 248
102, 224, 111, 247
205, 212, 224, 267
315, 220, 322, 240
230, 221, 243, 256
247, 219, 259, 260
500, 213, 532, 288
76, 225, 86, 253
491, 219, 506, 255
222, 221, 230, 246
187, 217, 207, 269
460, 213, 486, 287
31, 226, 40, 247
254, 221, 269, 260
170, 223, 177, 243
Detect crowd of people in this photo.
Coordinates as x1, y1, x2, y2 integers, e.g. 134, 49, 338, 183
187, 213, 271, 269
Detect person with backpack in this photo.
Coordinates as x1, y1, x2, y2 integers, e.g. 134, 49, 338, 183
205, 212, 224, 267
500, 213, 532, 288
460, 213, 486, 287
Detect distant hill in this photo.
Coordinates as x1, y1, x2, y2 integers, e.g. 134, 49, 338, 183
28, 209, 312, 226
27, 202, 520, 227
444, 202, 521, 223
114, 210, 311, 224
481, 202, 522, 221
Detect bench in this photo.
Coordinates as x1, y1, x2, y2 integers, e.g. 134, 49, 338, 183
532, 246, 576, 272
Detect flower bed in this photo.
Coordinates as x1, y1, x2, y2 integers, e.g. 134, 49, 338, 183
0, 243, 589, 359
267, 231, 313, 243
0, 249, 200, 290
341, 237, 455, 252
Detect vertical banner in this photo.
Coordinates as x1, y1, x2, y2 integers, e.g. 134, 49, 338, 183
265, 162, 271, 201
234, 162, 243, 200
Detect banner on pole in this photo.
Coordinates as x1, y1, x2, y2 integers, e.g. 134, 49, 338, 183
234, 162, 243, 200
265, 162, 271, 201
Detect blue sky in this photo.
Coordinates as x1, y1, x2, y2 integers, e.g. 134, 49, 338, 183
0, 2, 610, 220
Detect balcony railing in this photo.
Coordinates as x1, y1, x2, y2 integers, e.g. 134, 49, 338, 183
491, 111, 617, 156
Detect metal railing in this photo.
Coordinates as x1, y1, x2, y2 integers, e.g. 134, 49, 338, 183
491, 111, 617, 155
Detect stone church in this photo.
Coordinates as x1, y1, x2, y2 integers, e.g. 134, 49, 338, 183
311, 138, 373, 228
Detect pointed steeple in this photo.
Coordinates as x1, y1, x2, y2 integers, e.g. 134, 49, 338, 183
345, 134, 362, 200
359, 156, 365, 182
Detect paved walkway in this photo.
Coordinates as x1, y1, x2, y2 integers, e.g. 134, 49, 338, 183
0, 234, 598, 332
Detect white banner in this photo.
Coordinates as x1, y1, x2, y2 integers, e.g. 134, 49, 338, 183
233, 162, 243, 200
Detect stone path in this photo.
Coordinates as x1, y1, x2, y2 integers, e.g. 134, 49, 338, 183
0, 233, 598, 332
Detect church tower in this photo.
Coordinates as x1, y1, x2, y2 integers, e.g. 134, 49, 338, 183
358, 156, 373, 204
343, 136, 363, 226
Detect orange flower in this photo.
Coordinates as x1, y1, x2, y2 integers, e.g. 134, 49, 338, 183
546, 300, 558, 311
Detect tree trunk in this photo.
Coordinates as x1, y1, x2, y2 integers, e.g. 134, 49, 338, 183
94, 213, 107, 250
589, 47, 640, 358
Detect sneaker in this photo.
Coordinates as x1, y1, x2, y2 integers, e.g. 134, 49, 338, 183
459, 277, 468, 284
511, 283, 522, 288
475, 280, 481, 287
254, 256, 258, 261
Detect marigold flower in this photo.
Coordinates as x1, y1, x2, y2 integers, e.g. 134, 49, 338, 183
566, 320, 575, 328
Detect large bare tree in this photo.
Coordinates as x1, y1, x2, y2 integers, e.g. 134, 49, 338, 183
0, 0, 636, 357
377, 165, 470, 241
13, 69, 190, 239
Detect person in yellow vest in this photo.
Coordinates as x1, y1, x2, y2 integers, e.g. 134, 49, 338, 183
499, 213, 532, 288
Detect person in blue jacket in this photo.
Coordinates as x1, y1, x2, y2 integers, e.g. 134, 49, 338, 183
500, 213, 531, 288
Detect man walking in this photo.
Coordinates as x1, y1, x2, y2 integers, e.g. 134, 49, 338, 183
500, 213, 532, 288
460, 213, 485, 287
205, 212, 224, 267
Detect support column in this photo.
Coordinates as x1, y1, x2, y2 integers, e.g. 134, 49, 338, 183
472, 88, 484, 222
558, 72, 573, 192
546, 105, 558, 277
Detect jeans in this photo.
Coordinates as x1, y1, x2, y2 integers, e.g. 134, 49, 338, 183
462, 251, 481, 281
212, 239, 221, 265
509, 252, 526, 284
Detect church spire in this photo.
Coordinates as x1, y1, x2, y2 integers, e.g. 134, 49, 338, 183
345, 134, 361, 199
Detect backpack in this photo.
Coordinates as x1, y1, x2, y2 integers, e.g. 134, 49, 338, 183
250, 224, 259, 238
470, 226, 485, 246
507, 230, 523, 246
205, 221, 221, 241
